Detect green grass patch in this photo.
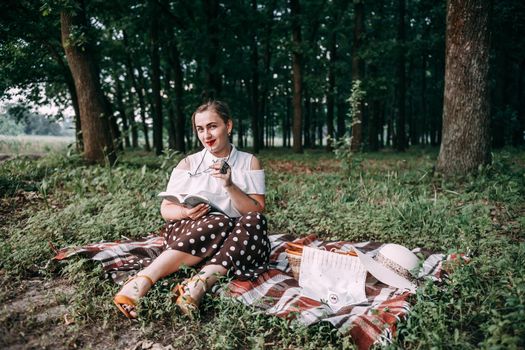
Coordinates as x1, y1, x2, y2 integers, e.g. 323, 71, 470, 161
0, 147, 524, 348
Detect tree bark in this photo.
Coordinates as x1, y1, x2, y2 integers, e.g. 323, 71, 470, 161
60, 3, 115, 164
115, 77, 130, 148
395, 0, 407, 151
44, 41, 83, 152
169, 40, 186, 153
350, 0, 364, 152
436, 0, 492, 175
336, 101, 346, 141
123, 32, 145, 150
164, 68, 177, 150
326, 30, 336, 151
149, 0, 163, 155
251, 0, 260, 153
516, 59, 525, 146
203, 0, 221, 100
290, 0, 303, 153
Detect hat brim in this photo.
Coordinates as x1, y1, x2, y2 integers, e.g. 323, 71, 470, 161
355, 248, 417, 292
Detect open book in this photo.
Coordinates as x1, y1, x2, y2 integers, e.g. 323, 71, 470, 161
159, 191, 228, 216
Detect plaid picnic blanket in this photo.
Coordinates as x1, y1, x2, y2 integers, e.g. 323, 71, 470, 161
52, 233, 450, 349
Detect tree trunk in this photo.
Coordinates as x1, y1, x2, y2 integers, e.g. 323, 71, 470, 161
395, 0, 407, 151
516, 59, 525, 146
203, 0, 221, 100
326, 30, 336, 151
336, 101, 346, 140
115, 78, 130, 148
251, 0, 260, 153
284, 96, 291, 147
420, 53, 427, 146
164, 68, 176, 150
368, 99, 379, 151
350, 0, 364, 152
60, 3, 115, 164
290, 0, 303, 153
304, 91, 311, 148
123, 32, 143, 149
45, 41, 83, 152
260, 1, 275, 149
128, 87, 139, 149
137, 67, 152, 151
149, 0, 163, 155
171, 41, 186, 153
436, 0, 492, 175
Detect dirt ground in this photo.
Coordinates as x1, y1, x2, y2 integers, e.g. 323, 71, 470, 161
0, 276, 179, 350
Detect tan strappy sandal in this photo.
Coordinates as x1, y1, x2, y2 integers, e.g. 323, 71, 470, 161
172, 276, 206, 318
172, 284, 199, 318
113, 274, 154, 319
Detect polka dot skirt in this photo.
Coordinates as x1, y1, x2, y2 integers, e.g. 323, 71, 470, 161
162, 212, 270, 279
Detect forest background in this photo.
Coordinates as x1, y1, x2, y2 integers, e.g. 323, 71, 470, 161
1, 0, 524, 349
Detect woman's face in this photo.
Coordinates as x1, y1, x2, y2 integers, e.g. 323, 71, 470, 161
194, 110, 232, 156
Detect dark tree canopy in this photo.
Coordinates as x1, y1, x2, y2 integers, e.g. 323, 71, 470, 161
0, 0, 523, 170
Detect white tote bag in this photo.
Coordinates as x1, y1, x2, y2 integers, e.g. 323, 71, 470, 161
298, 246, 367, 311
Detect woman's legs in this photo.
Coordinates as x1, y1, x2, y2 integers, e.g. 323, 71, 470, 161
183, 264, 228, 303
115, 250, 202, 317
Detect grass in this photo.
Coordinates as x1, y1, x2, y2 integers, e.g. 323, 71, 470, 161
0, 146, 524, 349
0, 135, 75, 155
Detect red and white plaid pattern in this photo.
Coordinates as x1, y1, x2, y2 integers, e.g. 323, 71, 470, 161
53, 233, 449, 349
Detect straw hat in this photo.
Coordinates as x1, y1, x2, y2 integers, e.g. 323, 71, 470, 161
355, 243, 420, 292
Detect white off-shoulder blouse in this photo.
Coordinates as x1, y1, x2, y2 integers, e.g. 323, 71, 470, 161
158, 145, 265, 218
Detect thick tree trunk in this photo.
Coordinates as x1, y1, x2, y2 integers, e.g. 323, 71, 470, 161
395, 0, 407, 151
350, 0, 364, 152
149, 0, 163, 155
290, 0, 303, 153
436, 0, 492, 175
60, 4, 115, 164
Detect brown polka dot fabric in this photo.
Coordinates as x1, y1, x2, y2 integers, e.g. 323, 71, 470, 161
162, 212, 270, 279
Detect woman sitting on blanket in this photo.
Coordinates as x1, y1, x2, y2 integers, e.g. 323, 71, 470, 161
114, 100, 270, 319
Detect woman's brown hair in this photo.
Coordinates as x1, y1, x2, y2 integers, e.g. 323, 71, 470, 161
191, 100, 232, 132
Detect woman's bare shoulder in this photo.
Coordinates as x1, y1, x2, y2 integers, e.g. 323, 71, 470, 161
175, 157, 191, 171
250, 155, 263, 170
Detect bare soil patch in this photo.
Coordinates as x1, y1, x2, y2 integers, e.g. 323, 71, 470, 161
0, 277, 176, 350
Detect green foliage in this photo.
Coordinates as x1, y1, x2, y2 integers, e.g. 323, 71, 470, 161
0, 116, 24, 135
0, 149, 524, 348
0, 104, 71, 136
